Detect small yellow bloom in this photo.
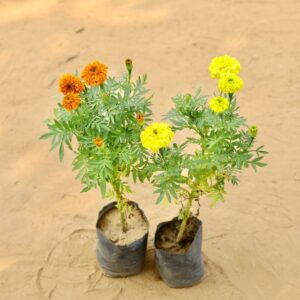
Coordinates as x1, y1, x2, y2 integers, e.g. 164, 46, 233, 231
93, 137, 104, 147
218, 73, 244, 94
249, 125, 258, 137
209, 55, 241, 79
62, 93, 81, 111
209, 96, 230, 113
59, 74, 84, 95
81, 60, 108, 86
140, 123, 174, 152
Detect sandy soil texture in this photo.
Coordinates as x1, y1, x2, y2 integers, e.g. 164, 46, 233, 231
0, 0, 300, 299
98, 205, 148, 246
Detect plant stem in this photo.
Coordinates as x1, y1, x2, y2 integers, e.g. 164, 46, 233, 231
176, 195, 193, 243
119, 204, 128, 233
249, 136, 254, 147
112, 180, 128, 233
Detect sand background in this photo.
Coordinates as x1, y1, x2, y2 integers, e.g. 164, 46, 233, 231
0, 0, 300, 299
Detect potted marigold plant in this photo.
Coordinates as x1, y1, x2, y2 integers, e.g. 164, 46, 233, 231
141, 55, 268, 287
41, 59, 153, 277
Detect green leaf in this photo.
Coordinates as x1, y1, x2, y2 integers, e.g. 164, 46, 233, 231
65, 136, 73, 150
165, 191, 172, 203
156, 192, 164, 204
256, 162, 267, 167
40, 132, 54, 140
81, 186, 92, 193
99, 180, 106, 198
169, 187, 177, 199
132, 168, 137, 183
59, 143, 64, 162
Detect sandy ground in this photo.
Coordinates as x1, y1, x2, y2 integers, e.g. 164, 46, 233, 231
0, 0, 300, 299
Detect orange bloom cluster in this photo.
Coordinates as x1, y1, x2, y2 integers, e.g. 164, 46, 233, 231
58, 60, 108, 112
59, 74, 84, 111
62, 93, 81, 111
81, 60, 108, 86
59, 74, 84, 95
136, 112, 144, 125
93, 137, 104, 147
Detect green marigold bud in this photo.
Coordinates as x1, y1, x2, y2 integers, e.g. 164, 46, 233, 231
102, 93, 110, 103
125, 58, 133, 74
249, 125, 258, 137
184, 93, 192, 103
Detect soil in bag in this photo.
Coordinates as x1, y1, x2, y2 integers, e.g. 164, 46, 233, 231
96, 202, 149, 277
97, 205, 148, 246
155, 217, 199, 253
154, 216, 204, 287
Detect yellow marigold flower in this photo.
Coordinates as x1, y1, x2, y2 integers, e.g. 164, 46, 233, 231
93, 137, 104, 147
209, 96, 230, 113
209, 55, 241, 79
136, 112, 144, 125
59, 74, 84, 95
62, 93, 81, 111
81, 60, 108, 86
140, 122, 174, 152
218, 73, 244, 94
249, 125, 258, 137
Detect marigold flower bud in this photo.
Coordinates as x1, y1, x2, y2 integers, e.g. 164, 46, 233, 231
184, 94, 192, 103
125, 58, 133, 75
249, 126, 258, 137
136, 112, 144, 125
93, 137, 104, 147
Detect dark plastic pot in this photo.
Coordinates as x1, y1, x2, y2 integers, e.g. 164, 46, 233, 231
154, 217, 204, 288
96, 201, 149, 277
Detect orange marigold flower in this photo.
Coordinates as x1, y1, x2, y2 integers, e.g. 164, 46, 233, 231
93, 137, 104, 147
81, 60, 108, 86
62, 93, 81, 111
59, 74, 84, 95
136, 112, 144, 125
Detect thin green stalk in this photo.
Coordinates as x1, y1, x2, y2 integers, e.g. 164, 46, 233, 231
176, 195, 193, 243
125, 58, 133, 82
112, 180, 128, 233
